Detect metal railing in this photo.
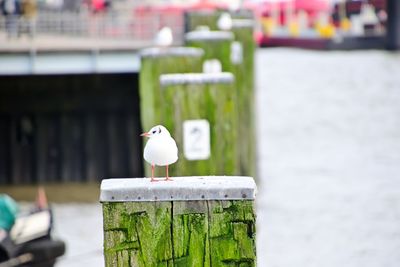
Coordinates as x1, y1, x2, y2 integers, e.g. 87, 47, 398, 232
0, 10, 184, 43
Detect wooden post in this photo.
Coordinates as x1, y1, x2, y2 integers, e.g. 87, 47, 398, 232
184, 10, 254, 32
231, 19, 256, 178
185, 31, 234, 73
159, 73, 238, 177
101, 176, 257, 267
185, 10, 219, 32
139, 47, 204, 138
186, 23, 257, 178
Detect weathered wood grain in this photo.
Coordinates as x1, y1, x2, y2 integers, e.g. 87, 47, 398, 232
208, 200, 256, 266
103, 201, 174, 266
172, 201, 210, 267
102, 200, 256, 267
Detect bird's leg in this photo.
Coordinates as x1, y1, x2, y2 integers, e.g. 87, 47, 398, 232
164, 165, 173, 181
150, 164, 158, 182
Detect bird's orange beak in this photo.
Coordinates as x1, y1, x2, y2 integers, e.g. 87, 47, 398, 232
140, 132, 150, 137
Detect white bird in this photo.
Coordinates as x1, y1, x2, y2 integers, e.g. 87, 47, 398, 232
154, 27, 173, 48
141, 125, 178, 182
217, 12, 233, 31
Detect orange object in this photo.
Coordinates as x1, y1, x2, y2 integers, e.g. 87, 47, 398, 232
36, 187, 48, 210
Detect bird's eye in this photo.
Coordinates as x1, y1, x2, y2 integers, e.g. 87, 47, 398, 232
152, 130, 156, 134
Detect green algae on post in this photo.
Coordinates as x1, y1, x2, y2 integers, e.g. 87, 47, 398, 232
185, 31, 234, 73
231, 19, 256, 179
101, 176, 257, 267
159, 73, 238, 177
139, 47, 204, 177
185, 27, 256, 178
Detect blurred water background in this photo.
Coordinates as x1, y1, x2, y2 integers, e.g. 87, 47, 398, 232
256, 48, 400, 267
52, 48, 400, 267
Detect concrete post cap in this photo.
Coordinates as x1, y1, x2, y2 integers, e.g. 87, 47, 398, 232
100, 176, 257, 202
140, 47, 204, 58
160, 72, 234, 86
232, 19, 255, 29
185, 31, 234, 41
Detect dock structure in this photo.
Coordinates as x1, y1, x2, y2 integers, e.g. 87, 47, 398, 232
0, 9, 184, 75
100, 176, 257, 267
0, 37, 151, 185
0, 11, 186, 184
0, 9, 257, 184
0, 36, 150, 76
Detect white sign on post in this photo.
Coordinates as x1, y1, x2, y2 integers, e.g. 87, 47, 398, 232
203, 59, 222, 73
183, 119, 210, 160
230, 41, 243, 65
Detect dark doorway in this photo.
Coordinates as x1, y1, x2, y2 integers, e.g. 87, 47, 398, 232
0, 73, 143, 184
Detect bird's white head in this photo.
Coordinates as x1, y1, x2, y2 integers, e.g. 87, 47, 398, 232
140, 125, 171, 138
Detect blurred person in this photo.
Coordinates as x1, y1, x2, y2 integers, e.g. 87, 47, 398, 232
0, 0, 21, 38
21, 0, 37, 38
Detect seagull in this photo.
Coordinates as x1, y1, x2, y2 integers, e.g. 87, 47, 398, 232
141, 125, 178, 182
217, 12, 233, 31
154, 26, 173, 48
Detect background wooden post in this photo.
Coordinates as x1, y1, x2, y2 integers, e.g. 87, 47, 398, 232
185, 31, 234, 73
139, 47, 204, 138
185, 10, 219, 32
185, 24, 256, 178
231, 19, 256, 178
159, 73, 238, 177
101, 176, 257, 267
184, 10, 254, 32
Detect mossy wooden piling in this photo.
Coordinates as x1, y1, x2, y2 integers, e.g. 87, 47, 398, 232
185, 26, 256, 178
159, 73, 238, 177
184, 10, 219, 32
185, 31, 234, 73
101, 176, 257, 267
139, 47, 204, 139
231, 19, 256, 178
184, 10, 254, 32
